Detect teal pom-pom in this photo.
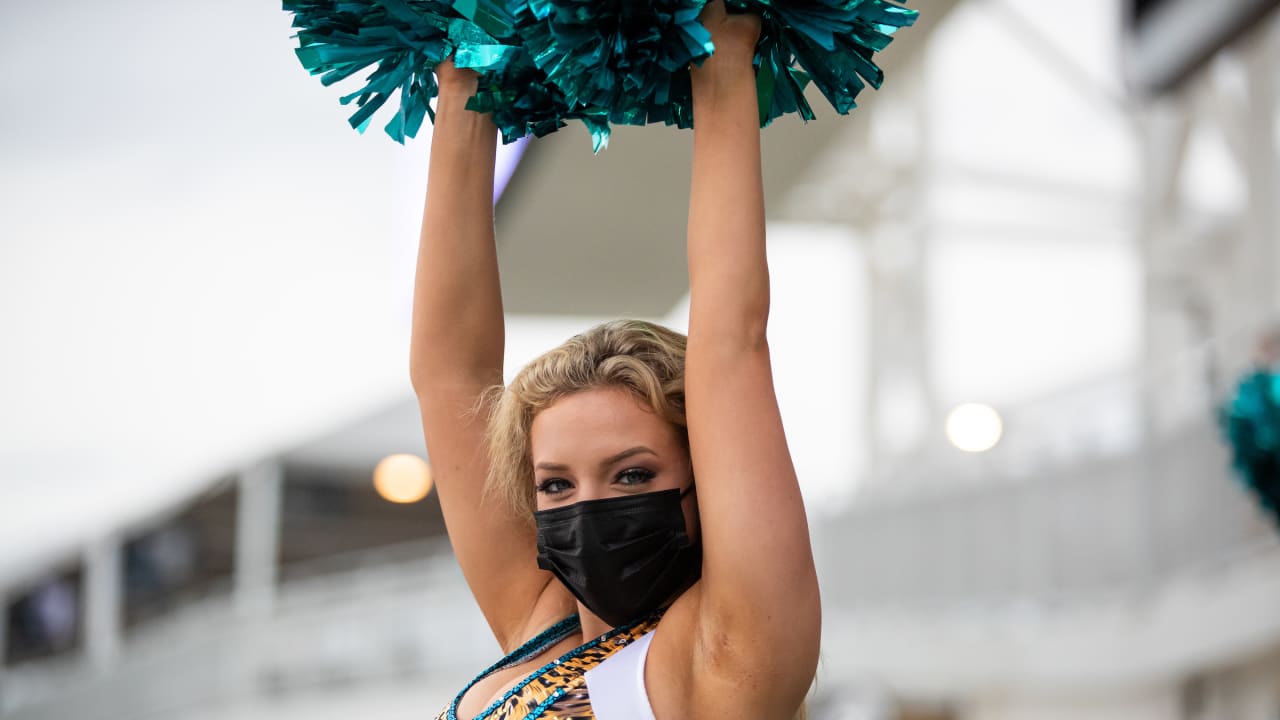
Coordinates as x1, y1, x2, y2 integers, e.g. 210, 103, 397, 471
285, 0, 918, 148
1220, 369, 1280, 529
465, 48, 614, 151
727, 0, 919, 125
285, 0, 510, 143
503, 0, 715, 127
447, 0, 613, 150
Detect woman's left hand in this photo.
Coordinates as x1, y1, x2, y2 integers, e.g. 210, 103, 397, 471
698, 0, 761, 67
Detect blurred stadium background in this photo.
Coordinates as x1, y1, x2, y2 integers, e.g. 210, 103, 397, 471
3, 0, 1280, 718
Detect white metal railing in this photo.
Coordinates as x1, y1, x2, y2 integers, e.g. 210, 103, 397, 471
819, 317, 1280, 610
865, 310, 1272, 496
820, 416, 1278, 610
0, 540, 491, 720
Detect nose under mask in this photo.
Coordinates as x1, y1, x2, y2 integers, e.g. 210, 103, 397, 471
534, 485, 700, 627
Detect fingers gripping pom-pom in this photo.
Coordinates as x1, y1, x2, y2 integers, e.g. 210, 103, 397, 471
285, 0, 508, 143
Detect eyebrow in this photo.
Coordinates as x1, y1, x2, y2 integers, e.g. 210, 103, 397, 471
534, 446, 658, 473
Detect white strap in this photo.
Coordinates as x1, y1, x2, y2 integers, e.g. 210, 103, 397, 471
584, 629, 657, 720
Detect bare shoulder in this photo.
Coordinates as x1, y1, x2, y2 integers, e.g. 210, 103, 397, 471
644, 583, 703, 716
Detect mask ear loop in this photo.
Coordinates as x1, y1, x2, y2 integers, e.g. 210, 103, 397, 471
679, 480, 696, 499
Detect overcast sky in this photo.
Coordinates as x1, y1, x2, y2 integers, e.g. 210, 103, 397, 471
0, 0, 1159, 585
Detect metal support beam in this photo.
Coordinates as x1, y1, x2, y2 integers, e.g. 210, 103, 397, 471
1241, 22, 1279, 313
234, 460, 282, 618
866, 56, 937, 474
83, 536, 122, 669
1137, 97, 1194, 433
778, 53, 938, 479
0, 589, 8, 676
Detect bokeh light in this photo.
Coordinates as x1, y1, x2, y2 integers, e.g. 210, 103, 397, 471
372, 454, 433, 504
945, 403, 1004, 453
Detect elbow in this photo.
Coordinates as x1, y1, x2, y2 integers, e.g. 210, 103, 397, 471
688, 273, 770, 349
408, 327, 504, 396
408, 343, 438, 396
408, 354, 501, 403
688, 304, 770, 353
408, 358, 430, 398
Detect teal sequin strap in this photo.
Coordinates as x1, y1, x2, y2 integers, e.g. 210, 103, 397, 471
447, 614, 581, 720
446, 611, 661, 720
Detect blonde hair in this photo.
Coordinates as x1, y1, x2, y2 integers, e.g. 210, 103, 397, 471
485, 319, 689, 518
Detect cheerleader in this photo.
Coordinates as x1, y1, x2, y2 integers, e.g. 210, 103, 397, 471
411, 4, 819, 717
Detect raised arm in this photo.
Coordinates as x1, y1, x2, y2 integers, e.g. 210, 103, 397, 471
409, 63, 560, 651
682, 3, 820, 714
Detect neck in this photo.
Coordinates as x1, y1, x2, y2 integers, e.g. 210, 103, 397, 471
576, 603, 612, 640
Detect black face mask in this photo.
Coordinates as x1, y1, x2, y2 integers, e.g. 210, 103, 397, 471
534, 486, 700, 628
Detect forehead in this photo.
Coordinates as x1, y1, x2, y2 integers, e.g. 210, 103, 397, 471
530, 387, 677, 460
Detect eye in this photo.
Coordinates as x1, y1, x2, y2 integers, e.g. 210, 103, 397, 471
616, 468, 656, 486
536, 478, 572, 496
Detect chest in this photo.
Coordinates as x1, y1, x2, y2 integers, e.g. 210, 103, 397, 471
440, 615, 659, 720
454, 636, 582, 719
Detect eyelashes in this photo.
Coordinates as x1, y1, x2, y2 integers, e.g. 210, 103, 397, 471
536, 478, 572, 495
536, 467, 657, 495
617, 468, 656, 485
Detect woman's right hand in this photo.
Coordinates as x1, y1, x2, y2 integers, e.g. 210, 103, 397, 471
697, 0, 761, 69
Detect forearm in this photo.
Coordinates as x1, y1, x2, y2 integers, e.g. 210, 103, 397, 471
687, 53, 769, 345
410, 81, 503, 389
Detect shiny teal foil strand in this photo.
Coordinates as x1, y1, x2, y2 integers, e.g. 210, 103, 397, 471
285, 0, 509, 143
450, 0, 616, 149
504, 0, 714, 127
464, 46, 613, 151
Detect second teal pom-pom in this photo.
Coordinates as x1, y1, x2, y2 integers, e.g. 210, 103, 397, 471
1221, 369, 1280, 530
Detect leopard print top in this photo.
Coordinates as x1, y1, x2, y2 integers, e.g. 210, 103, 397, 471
438, 613, 662, 720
